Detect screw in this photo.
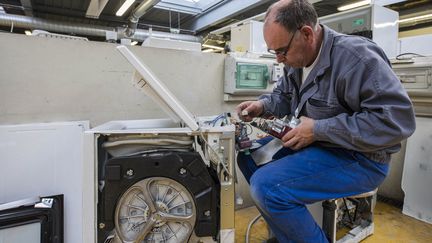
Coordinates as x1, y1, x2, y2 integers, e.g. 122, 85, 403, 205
204, 210, 211, 217
179, 168, 187, 175
126, 169, 134, 177
99, 223, 105, 229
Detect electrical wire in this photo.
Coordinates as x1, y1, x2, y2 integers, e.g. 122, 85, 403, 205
245, 214, 263, 243
198, 132, 232, 178
396, 52, 426, 60
245, 123, 254, 136
211, 113, 228, 126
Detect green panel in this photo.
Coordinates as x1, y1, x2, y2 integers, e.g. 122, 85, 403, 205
353, 18, 365, 27
236, 63, 269, 89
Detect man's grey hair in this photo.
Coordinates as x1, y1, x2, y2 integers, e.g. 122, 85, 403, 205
266, 0, 318, 32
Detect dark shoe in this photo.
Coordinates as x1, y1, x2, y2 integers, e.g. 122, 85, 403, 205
264, 237, 279, 243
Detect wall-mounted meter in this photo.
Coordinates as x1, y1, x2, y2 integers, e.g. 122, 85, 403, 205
224, 55, 282, 97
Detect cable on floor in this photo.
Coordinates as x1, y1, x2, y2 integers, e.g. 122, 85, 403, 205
246, 213, 263, 243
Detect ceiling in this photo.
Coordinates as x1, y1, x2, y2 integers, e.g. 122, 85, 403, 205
0, 0, 431, 41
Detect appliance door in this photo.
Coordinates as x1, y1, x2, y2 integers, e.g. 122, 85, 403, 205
0, 195, 63, 243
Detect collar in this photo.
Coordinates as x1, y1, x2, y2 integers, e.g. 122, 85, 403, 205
284, 25, 336, 80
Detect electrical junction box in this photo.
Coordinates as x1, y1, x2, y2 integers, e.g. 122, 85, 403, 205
393, 61, 432, 91
224, 54, 282, 96
391, 56, 432, 116
319, 4, 398, 59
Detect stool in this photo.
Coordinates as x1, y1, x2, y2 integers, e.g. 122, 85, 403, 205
322, 189, 378, 243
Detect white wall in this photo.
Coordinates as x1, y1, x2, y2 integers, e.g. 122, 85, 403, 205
0, 33, 237, 126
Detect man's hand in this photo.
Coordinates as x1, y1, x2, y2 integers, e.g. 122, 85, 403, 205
236, 101, 264, 122
281, 116, 316, 150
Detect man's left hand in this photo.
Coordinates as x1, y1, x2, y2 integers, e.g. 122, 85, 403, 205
281, 116, 316, 150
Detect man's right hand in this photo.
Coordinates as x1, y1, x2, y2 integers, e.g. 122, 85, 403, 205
236, 101, 264, 122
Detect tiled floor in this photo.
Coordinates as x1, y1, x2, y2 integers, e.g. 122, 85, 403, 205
235, 201, 432, 243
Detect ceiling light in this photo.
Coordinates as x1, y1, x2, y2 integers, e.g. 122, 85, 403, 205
398, 13, 432, 24
131, 41, 138, 46
202, 44, 224, 51
25, 30, 32, 35
116, 0, 135, 17
337, 0, 371, 11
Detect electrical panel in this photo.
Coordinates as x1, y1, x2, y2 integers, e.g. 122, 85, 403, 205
224, 55, 282, 96
392, 57, 432, 93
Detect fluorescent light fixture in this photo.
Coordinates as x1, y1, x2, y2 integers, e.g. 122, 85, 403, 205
131, 41, 138, 46
25, 30, 32, 35
398, 13, 432, 24
202, 44, 224, 51
337, 0, 371, 11
116, 0, 135, 17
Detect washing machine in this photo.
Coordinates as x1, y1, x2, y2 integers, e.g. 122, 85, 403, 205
83, 46, 236, 243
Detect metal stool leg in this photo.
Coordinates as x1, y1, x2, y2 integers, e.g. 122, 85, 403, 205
322, 192, 377, 243
337, 195, 375, 243
322, 199, 338, 243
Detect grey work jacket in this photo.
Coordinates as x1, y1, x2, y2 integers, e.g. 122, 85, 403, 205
259, 25, 415, 163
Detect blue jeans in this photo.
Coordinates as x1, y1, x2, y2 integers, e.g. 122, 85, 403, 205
237, 137, 389, 243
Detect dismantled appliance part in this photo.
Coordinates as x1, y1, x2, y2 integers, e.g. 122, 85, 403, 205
86, 46, 236, 243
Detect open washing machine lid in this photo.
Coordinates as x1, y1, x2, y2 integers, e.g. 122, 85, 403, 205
117, 45, 199, 131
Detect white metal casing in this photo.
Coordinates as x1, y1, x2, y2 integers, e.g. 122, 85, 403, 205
319, 4, 399, 59
399, 34, 432, 57
230, 20, 268, 55
402, 117, 432, 224
142, 37, 202, 52
0, 121, 89, 243
84, 119, 236, 243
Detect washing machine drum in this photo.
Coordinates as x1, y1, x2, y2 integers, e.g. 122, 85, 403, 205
98, 151, 220, 243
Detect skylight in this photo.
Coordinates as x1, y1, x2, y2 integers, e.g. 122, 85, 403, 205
155, 0, 222, 15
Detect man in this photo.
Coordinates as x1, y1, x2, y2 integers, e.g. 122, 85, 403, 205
236, 0, 415, 242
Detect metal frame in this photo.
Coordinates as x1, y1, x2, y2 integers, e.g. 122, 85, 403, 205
85, 0, 109, 18
322, 194, 376, 243
117, 45, 199, 131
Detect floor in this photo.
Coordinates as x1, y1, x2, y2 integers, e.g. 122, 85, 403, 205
234, 201, 432, 243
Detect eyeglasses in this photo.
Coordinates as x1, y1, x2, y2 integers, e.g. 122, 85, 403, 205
267, 29, 298, 56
